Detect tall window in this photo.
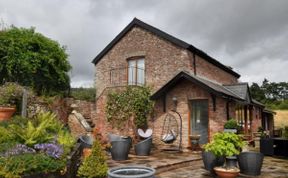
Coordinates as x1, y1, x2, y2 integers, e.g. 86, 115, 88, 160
128, 58, 145, 85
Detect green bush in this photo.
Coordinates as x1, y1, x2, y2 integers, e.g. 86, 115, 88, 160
57, 129, 76, 154
224, 119, 239, 129
8, 112, 63, 146
203, 132, 246, 157
0, 153, 66, 178
77, 139, 108, 178
70, 87, 96, 101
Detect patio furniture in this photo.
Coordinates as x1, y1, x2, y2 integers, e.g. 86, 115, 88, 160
238, 151, 264, 176
138, 128, 153, 138
108, 166, 155, 178
189, 134, 201, 151
160, 110, 182, 151
260, 137, 288, 157
135, 137, 152, 156
110, 140, 130, 161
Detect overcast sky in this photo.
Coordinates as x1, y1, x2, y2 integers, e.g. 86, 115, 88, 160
0, 0, 287, 87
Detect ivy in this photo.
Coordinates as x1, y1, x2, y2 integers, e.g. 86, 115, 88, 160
105, 86, 154, 129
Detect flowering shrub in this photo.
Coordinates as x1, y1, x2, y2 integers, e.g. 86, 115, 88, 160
0, 111, 76, 178
34, 143, 64, 159
3, 144, 35, 157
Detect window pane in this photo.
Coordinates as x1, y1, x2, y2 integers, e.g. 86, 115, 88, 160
128, 60, 136, 85
137, 59, 145, 85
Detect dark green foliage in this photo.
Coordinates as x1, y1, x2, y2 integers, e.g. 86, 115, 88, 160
0, 26, 71, 95
0, 153, 66, 178
0, 82, 24, 107
250, 79, 288, 109
77, 139, 108, 178
203, 132, 246, 157
70, 87, 96, 102
106, 86, 154, 128
224, 119, 239, 129
8, 112, 63, 147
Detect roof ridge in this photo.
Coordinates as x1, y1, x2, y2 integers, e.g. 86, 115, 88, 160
92, 18, 240, 78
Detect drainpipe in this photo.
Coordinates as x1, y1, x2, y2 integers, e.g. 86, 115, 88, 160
193, 53, 196, 75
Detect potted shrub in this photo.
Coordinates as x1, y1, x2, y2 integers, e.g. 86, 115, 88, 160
224, 119, 239, 133
0, 83, 24, 121
203, 132, 246, 178
77, 138, 108, 178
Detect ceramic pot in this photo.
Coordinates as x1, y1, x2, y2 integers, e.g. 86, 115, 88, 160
0, 107, 16, 121
214, 167, 240, 178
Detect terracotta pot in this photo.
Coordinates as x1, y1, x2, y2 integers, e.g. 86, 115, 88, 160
214, 167, 240, 178
0, 107, 16, 121
83, 148, 92, 158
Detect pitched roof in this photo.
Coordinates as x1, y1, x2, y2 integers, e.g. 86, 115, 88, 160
92, 18, 240, 78
223, 83, 252, 103
150, 71, 244, 101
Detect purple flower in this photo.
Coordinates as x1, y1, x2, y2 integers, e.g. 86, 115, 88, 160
4, 144, 36, 157
34, 143, 64, 159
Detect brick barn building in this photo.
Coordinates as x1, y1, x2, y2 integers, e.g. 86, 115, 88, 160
92, 18, 267, 149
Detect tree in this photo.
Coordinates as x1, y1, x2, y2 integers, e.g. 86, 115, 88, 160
0, 26, 71, 95
250, 82, 265, 103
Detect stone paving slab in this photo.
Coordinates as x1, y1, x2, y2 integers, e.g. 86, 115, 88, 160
107, 150, 202, 174
157, 156, 288, 178
107, 149, 288, 178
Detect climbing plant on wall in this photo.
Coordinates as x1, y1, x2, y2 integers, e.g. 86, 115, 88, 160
105, 86, 154, 129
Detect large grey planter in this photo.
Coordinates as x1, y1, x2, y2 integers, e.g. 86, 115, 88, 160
111, 140, 130, 160
202, 151, 225, 172
79, 135, 93, 149
238, 151, 264, 176
108, 133, 124, 142
108, 166, 155, 178
135, 137, 152, 156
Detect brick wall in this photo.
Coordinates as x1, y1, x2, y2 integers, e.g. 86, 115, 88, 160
151, 80, 232, 149
92, 25, 242, 148
95, 26, 238, 99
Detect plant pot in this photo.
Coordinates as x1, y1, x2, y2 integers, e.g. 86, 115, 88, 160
223, 129, 237, 133
225, 156, 238, 169
238, 151, 264, 176
111, 140, 130, 161
79, 135, 94, 149
108, 166, 155, 178
135, 137, 152, 156
202, 151, 225, 172
214, 167, 240, 178
0, 106, 16, 121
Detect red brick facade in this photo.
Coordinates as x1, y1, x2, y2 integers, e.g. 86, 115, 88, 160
92, 19, 262, 149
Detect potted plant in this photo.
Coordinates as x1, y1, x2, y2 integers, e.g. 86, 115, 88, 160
0, 83, 23, 121
224, 119, 239, 133
203, 132, 246, 178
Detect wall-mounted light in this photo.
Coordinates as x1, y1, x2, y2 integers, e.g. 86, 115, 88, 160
172, 96, 177, 111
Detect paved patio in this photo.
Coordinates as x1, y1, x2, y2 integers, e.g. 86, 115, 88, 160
107, 150, 288, 178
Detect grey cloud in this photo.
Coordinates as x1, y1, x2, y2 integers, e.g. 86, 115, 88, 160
0, 0, 287, 86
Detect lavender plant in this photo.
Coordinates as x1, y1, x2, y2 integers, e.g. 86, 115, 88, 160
3, 144, 35, 157
34, 143, 64, 159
